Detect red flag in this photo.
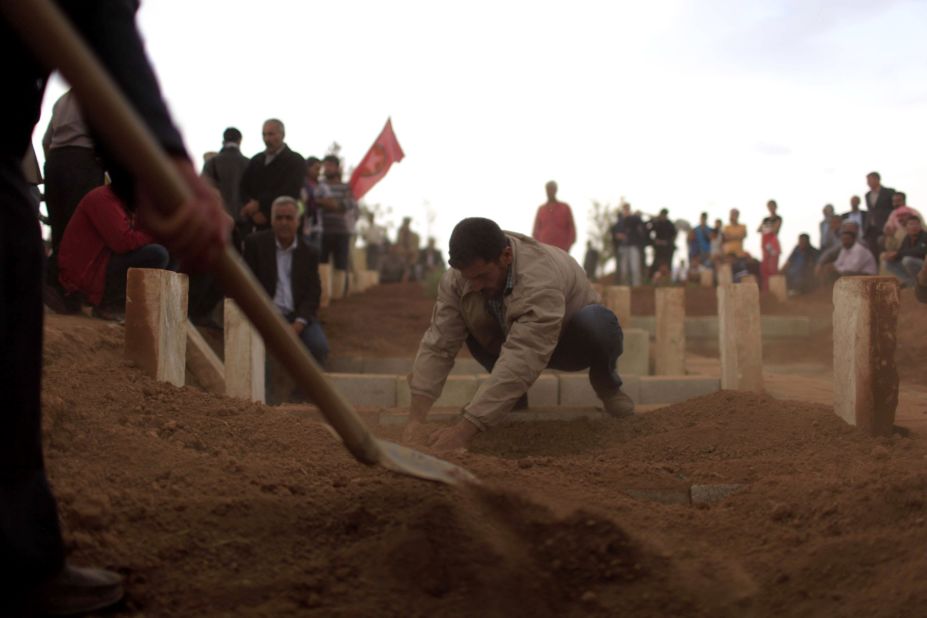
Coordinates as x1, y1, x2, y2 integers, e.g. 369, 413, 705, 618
349, 118, 405, 200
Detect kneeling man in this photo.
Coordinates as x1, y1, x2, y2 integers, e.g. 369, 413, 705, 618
243, 196, 329, 364
404, 217, 633, 451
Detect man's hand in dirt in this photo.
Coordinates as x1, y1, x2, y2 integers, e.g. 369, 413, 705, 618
401, 420, 434, 446
136, 158, 230, 271
428, 418, 480, 453
401, 394, 435, 445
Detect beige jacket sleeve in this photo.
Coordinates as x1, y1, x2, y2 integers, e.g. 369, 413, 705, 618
408, 273, 469, 403
462, 287, 565, 430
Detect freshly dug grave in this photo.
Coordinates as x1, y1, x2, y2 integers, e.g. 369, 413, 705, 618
322, 281, 927, 384
42, 314, 927, 616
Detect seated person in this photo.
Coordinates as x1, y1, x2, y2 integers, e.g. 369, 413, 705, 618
817, 223, 877, 282
780, 233, 820, 295
243, 196, 329, 365
882, 217, 927, 288
817, 219, 864, 267
58, 185, 170, 320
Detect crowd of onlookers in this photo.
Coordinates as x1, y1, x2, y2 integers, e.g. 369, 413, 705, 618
35, 86, 927, 340
569, 172, 926, 298
38, 94, 445, 366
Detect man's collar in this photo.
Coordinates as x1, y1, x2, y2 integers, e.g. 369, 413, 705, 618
266, 144, 286, 157
222, 141, 240, 149
275, 236, 297, 251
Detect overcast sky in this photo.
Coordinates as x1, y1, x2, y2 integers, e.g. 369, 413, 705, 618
34, 0, 927, 265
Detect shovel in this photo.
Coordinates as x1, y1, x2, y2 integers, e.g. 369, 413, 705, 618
2, 0, 475, 486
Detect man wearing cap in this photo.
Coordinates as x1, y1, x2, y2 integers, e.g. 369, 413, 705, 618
402, 217, 634, 452
819, 221, 877, 281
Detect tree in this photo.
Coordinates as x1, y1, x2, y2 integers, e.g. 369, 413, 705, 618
587, 199, 620, 275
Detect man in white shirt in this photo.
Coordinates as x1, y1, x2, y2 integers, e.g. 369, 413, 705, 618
820, 222, 878, 281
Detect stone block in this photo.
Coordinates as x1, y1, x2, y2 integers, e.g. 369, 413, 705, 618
397, 374, 479, 407
326, 356, 364, 373
699, 269, 714, 287
328, 373, 397, 407
558, 373, 641, 406
124, 268, 189, 388
717, 282, 763, 392
717, 262, 733, 286
558, 373, 600, 407
318, 263, 331, 308
185, 320, 224, 395
527, 374, 559, 407
331, 269, 347, 301
603, 285, 632, 328
450, 357, 485, 374
618, 328, 649, 376
223, 298, 265, 403
639, 376, 720, 404
768, 274, 788, 303
739, 274, 757, 285
833, 276, 900, 436
655, 287, 685, 375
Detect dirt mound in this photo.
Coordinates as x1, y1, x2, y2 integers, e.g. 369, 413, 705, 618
41, 313, 927, 616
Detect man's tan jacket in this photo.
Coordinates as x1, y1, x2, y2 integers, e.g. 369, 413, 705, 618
409, 232, 598, 430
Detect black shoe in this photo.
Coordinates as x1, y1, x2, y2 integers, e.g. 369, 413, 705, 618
512, 393, 529, 411
91, 305, 125, 323
43, 284, 81, 315
38, 564, 124, 616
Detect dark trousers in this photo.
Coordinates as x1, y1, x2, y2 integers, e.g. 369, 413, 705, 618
466, 304, 624, 396
101, 243, 170, 309
320, 232, 350, 270
0, 156, 65, 588
44, 147, 105, 296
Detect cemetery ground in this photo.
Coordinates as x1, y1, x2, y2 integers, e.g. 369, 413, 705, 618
42, 282, 927, 616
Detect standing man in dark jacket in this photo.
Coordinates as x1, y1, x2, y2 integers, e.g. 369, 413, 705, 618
239, 118, 306, 235
1, 1, 228, 614
864, 171, 895, 256
202, 127, 249, 236
243, 196, 328, 364
647, 208, 677, 278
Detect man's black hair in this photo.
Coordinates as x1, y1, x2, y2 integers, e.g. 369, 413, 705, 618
223, 127, 242, 143
799, 233, 810, 241
896, 191, 907, 203
867, 171, 881, 180
449, 218, 507, 269
306, 156, 321, 165
322, 154, 340, 165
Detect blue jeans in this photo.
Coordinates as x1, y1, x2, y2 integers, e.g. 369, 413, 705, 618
466, 304, 624, 397
885, 256, 924, 287
102, 243, 171, 308
296, 318, 330, 366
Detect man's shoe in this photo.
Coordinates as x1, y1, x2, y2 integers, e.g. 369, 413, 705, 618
512, 393, 529, 411
91, 305, 125, 323
43, 284, 81, 315
38, 564, 124, 616
601, 390, 635, 418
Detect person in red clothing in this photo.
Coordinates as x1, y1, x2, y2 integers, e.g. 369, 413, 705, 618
531, 180, 576, 253
58, 185, 171, 320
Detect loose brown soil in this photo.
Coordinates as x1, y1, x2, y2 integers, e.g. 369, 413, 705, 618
41, 282, 927, 616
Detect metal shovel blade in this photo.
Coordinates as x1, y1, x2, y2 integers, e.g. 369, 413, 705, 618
376, 439, 479, 485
